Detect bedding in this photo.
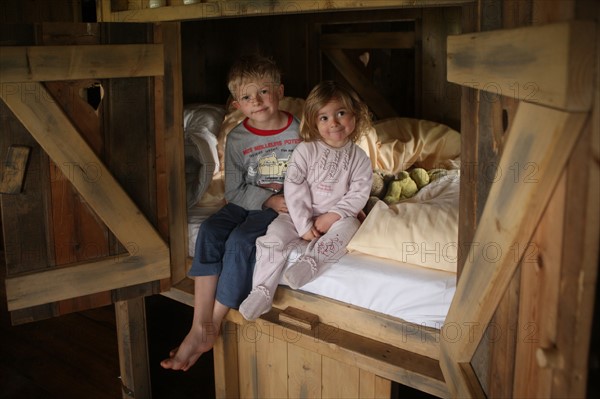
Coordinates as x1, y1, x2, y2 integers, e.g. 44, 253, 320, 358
187, 207, 456, 328
183, 103, 225, 208
183, 104, 460, 327
347, 170, 460, 273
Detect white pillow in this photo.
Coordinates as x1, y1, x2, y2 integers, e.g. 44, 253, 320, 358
183, 104, 226, 208
347, 171, 460, 273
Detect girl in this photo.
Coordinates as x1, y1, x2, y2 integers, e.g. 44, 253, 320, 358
239, 80, 373, 320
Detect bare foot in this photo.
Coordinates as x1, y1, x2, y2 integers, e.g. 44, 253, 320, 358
160, 324, 217, 371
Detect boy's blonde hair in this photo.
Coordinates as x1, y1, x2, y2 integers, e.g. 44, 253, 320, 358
227, 54, 282, 99
300, 81, 371, 143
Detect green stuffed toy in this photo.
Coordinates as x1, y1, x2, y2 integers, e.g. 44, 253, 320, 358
409, 167, 430, 189
368, 167, 449, 210
383, 171, 418, 204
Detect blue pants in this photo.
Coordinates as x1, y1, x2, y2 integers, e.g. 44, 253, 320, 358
189, 203, 278, 308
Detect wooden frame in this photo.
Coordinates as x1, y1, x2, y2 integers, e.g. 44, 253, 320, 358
441, 20, 596, 397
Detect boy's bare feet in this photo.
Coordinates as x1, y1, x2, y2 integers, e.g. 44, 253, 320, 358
160, 324, 217, 371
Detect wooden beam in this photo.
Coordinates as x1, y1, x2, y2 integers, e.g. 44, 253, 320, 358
323, 48, 398, 119
0, 44, 164, 83
447, 21, 596, 112
440, 101, 588, 398
1, 82, 170, 310
156, 22, 188, 284
5, 252, 168, 311
97, 0, 475, 22
320, 32, 415, 49
115, 298, 151, 399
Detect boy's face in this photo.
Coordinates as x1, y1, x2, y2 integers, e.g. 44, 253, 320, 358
232, 78, 284, 129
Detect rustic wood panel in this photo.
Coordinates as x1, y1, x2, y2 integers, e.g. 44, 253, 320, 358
0, 145, 30, 194
237, 323, 258, 398
322, 356, 360, 398
513, 174, 565, 397
359, 369, 392, 398
320, 32, 415, 49
39, 25, 112, 318
287, 343, 322, 398
256, 333, 288, 398
0, 101, 55, 322
1, 25, 56, 324
212, 320, 240, 398
553, 114, 599, 398
421, 7, 462, 128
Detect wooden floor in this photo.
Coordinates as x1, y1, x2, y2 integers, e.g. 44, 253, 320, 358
0, 275, 215, 399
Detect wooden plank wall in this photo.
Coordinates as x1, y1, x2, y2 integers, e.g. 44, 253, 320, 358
180, 7, 462, 130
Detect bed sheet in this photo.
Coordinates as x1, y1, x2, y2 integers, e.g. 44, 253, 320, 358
187, 207, 455, 329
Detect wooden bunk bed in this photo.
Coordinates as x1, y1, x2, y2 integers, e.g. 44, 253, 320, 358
1, 1, 598, 398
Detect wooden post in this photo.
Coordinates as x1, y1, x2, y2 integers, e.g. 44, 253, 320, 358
115, 298, 152, 399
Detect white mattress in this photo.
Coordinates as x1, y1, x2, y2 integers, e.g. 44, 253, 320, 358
187, 207, 456, 329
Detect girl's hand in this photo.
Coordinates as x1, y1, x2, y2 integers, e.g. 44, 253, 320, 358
263, 194, 288, 213
301, 226, 321, 241
313, 212, 341, 234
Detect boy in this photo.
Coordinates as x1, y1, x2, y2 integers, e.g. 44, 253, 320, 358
161, 55, 301, 371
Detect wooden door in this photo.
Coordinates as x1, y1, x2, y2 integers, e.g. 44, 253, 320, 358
0, 22, 185, 325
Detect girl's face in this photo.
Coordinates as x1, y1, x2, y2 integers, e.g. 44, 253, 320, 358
315, 99, 355, 148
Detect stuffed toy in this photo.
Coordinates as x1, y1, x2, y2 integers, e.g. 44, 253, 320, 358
383, 171, 418, 204
409, 168, 430, 189
370, 172, 386, 198
364, 167, 449, 213
371, 170, 395, 199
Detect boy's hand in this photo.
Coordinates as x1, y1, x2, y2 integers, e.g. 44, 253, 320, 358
313, 212, 341, 234
263, 194, 288, 213
261, 182, 283, 193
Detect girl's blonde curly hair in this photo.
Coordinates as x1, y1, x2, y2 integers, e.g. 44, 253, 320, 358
300, 81, 372, 143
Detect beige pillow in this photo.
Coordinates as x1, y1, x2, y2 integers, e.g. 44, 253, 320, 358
373, 117, 461, 174
347, 170, 460, 273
